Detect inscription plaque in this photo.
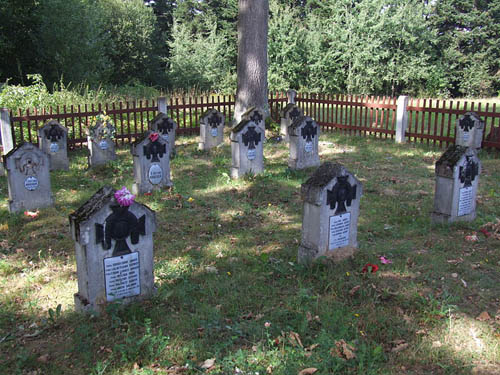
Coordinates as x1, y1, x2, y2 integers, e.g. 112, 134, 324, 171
247, 148, 256, 160
462, 132, 470, 143
104, 252, 141, 301
162, 134, 169, 142
99, 140, 108, 150
458, 186, 474, 216
148, 164, 163, 185
305, 141, 313, 153
24, 176, 39, 191
328, 213, 351, 250
211, 128, 218, 137
50, 143, 59, 153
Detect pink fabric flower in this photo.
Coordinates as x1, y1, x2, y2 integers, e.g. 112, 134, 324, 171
379, 256, 392, 264
115, 186, 135, 207
149, 132, 159, 142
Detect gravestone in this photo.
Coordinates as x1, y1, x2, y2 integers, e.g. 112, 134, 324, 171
69, 186, 156, 314
4, 143, 54, 213
431, 145, 481, 224
150, 113, 177, 157
198, 109, 225, 151
241, 107, 266, 133
280, 92, 303, 142
298, 162, 363, 263
0, 108, 14, 176
38, 120, 69, 170
288, 116, 320, 170
131, 132, 172, 194
87, 116, 117, 167
455, 112, 484, 150
230, 119, 265, 179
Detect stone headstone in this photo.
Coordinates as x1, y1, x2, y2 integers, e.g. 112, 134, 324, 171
69, 186, 156, 314
298, 162, 363, 263
87, 116, 117, 167
4, 143, 54, 213
150, 113, 177, 157
0, 108, 14, 176
131, 132, 172, 194
288, 116, 320, 170
198, 109, 225, 151
280, 103, 303, 142
230, 119, 265, 179
241, 107, 266, 133
38, 120, 69, 170
431, 145, 481, 224
456, 112, 484, 149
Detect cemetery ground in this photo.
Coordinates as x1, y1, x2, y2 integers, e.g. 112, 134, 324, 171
0, 130, 499, 375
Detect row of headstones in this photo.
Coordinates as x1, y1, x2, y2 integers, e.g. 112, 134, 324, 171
68, 142, 481, 314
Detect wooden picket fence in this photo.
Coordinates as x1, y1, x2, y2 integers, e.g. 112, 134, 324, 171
6, 92, 500, 150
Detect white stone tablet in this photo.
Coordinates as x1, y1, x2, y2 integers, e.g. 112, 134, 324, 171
305, 141, 313, 153
104, 252, 141, 302
50, 143, 59, 153
24, 176, 39, 191
247, 149, 256, 160
458, 186, 474, 216
211, 128, 218, 137
148, 163, 163, 185
328, 212, 351, 250
99, 140, 108, 150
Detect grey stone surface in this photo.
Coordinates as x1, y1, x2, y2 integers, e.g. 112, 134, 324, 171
150, 113, 177, 157
230, 119, 265, 179
198, 109, 225, 151
455, 112, 484, 149
280, 103, 303, 142
1, 108, 14, 176
131, 131, 172, 194
298, 162, 363, 264
69, 186, 157, 314
241, 107, 266, 133
38, 120, 69, 170
87, 120, 117, 167
288, 116, 320, 170
431, 145, 481, 224
395, 96, 409, 143
4, 143, 54, 213
287, 89, 297, 104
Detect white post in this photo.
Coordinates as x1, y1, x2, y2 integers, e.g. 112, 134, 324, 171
286, 89, 297, 104
1, 108, 14, 155
395, 96, 409, 143
158, 97, 167, 114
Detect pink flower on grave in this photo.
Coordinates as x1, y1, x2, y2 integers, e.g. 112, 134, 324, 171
149, 132, 159, 142
115, 186, 135, 207
379, 256, 392, 264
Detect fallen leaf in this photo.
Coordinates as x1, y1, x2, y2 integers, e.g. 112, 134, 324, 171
349, 285, 361, 296
331, 339, 356, 360
298, 368, 317, 375
37, 354, 49, 363
288, 331, 303, 348
451, 273, 458, 278
477, 311, 491, 321
465, 235, 479, 242
391, 342, 408, 352
200, 358, 215, 370
461, 279, 468, 288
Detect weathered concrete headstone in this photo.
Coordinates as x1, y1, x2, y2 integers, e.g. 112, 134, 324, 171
131, 132, 172, 194
230, 119, 264, 179
298, 162, 363, 263
431, 145, 481, 223
4, 143, 54, 213
69, 186, 156, 314
87, 114, 117, 167
280, 91, 303, 142
241, 107, 266, 133
198, 109, 225, 151
38, 120, 69, 170
150, 113, 177, 157
456, 112, 484, 150
0, 108, 14, 176
288, 116, 320, 170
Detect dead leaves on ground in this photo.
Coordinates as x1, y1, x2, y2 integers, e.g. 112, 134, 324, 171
331, 339, 356, 360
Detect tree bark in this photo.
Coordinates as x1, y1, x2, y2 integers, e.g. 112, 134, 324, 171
233, 0, 269, 125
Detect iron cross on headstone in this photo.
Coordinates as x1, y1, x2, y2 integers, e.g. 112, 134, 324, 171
242, 126, 261, 150
301, 120, 317, 142
44, 124, 64, 142
326, 176, 357, 215
143, 140, 166, 163
208, 113, 222, 128
250, 112, 263, 124
95, 206, 146, 256
289, 107, 301, 121
459, 115, 475, 132
459, 156, 479, 187
158, 118, 174, 135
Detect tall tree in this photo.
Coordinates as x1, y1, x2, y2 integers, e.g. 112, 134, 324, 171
234, 0, 270, 124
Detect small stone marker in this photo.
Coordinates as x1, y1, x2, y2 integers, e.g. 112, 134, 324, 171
280, 91, 303, 142
1, 108, 14, 176
298, 162, 363, 263
431, 145, 481, 223
87, 115, 117, 167
4, 142, 54, 213
456, 112, 484, 149
150, 113, 177, 157
241, 107, 266, 133
230, 119, 265, 178
198, 109, 225, 151
288, 116, 320, 170
131, 132, 172, 194
38, 119, 69, 170
69, 186, 156, 313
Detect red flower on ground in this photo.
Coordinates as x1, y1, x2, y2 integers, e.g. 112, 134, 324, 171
362, 263, 379, 273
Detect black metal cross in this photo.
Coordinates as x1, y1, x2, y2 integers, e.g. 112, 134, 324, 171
289, 107, 301, 121
96, 205, 146, 256
143, 140, 166, 162
208, 113, 222, 128
44, 124, 64, 142
157, 117, 174, 135
326, 176, 357, 214
459, 156, 479, 187
250, 111, 263, 124
242, 126, 262, 150
459, 115, 475, 132
301, 120, 317, 142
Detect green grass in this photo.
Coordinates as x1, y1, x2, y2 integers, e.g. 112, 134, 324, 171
0, 129, 499, 374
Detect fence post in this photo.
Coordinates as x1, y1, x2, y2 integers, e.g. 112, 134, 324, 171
287, 89, 297, 104
0, 108, 14, 176
158, 97, 167, 114
395, 96, 409, 143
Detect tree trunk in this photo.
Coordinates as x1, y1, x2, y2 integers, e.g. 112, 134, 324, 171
233, 0, 269, 125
